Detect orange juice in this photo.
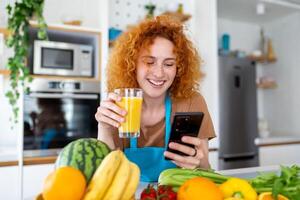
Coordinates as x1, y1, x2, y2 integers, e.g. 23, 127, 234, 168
117, 97, 143, 137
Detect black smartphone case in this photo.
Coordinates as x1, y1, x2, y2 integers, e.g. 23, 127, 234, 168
165, 112, 204, 160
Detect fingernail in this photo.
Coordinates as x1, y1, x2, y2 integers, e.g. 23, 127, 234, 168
122, 110, 127, 116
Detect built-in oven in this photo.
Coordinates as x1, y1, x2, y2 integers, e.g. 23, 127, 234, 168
23, 78, 100, 150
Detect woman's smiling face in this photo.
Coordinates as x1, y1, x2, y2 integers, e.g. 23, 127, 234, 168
136, 37, 177, 99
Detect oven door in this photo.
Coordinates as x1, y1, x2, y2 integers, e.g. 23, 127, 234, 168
24, 92, 99, 150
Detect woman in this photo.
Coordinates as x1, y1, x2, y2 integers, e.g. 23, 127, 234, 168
95, 16, 215, 182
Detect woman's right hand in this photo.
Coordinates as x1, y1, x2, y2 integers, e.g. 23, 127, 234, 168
95, 92, 127, 128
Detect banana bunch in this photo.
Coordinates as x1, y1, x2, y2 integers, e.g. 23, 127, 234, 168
83, 150, 140, 200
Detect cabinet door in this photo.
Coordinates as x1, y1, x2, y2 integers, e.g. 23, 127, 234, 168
259, 144, 300, 166
209, 151, 219, 170
23, 164, 54, 199
0, 164, 55, 200
0, 166, 18, 200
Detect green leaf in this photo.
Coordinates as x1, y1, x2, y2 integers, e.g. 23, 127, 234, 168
6, 5, 12, 14
5, 0, 47, 124
272, 179, 284, 200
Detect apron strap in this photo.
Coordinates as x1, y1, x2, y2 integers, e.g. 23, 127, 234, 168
164, 95, 172, 148
129, 94, 172, 148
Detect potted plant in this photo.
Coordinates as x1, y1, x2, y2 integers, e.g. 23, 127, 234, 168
6, 0, 47, 123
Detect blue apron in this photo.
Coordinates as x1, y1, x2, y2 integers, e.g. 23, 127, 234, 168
124, 95, 176, 182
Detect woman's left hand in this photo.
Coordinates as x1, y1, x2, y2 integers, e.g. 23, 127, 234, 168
164, 136, 209, 169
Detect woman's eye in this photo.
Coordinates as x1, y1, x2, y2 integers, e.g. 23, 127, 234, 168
164, 63, 175, 67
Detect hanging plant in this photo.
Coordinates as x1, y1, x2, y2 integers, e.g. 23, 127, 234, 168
5, 0, 47, 123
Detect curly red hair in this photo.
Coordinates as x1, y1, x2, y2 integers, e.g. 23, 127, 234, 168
107, 15, 204, 99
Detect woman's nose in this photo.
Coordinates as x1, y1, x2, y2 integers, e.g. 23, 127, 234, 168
151, 64, 164, 78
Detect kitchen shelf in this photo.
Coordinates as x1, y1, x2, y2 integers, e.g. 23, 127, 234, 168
248, 55, 277, 64
162, 11, 191, 22
257, 82, 277, 89
0, 27, 10, 38
0, 69, 10, 76
0, 71, 100, 82
31, 74, 101, 82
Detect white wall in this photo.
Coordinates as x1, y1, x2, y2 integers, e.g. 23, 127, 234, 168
218, 18, 261, 53
194, 0, 219, 148
43, 0, 101, 29
0, 0, 17, 149
0, 76, 17, 149
261, 13, 300, 136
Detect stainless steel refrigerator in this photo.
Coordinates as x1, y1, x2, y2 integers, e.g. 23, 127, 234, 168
218, 56, 259, 170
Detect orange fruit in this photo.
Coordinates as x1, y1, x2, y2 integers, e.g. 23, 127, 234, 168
258, 192, 289, 200
42, 166, 86, 200
177, 177, 223, 200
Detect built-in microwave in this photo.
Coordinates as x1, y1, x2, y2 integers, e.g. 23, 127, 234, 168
33, 40, 93, 77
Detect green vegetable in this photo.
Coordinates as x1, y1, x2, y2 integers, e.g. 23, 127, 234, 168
250, 165, 300, 200
158, 168, 230, 191
159, 165, 300, 200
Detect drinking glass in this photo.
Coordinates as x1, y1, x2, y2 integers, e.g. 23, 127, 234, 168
114, 88, 143, 138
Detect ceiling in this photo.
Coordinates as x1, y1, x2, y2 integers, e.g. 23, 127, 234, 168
217, 0, 300, 24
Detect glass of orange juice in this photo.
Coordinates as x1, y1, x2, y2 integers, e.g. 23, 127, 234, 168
114, 88, 143, 138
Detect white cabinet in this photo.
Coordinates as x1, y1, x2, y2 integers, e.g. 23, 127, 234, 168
0, 164, 54, 200
209, 150, 219, 170
259, 144, 300, 166
0, 166, 18, 200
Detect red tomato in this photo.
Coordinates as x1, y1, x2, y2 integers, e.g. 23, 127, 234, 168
141, 184, 157, 200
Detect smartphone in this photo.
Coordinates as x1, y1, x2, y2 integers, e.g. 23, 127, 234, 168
165, 112, 204, 160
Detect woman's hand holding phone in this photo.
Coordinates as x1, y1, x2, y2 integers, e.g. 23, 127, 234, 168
164, 136, 206, 169
163, 112, 210, 169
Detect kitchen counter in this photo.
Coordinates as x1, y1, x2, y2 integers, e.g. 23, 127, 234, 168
0, 147, 219, 167
0, 149, 60, 167
255, 135, 300, 147
2, 134, 300, 167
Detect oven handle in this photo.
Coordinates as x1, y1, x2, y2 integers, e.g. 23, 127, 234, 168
29, 93, 98, 99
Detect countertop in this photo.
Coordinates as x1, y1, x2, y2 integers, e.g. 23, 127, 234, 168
1, 135, 300, 167
255, 135, 300, 147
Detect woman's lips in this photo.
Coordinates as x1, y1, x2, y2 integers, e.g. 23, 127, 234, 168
147, 79, 166, 87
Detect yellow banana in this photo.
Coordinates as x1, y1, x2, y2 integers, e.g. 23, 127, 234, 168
102, 153, 131, 200
82, 150, 124, 200
122, 162, 140, 200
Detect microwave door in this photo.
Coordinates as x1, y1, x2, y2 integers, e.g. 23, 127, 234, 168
42, 48, 74, 71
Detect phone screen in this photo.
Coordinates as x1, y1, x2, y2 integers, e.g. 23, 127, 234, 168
165, 112, 204, 160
